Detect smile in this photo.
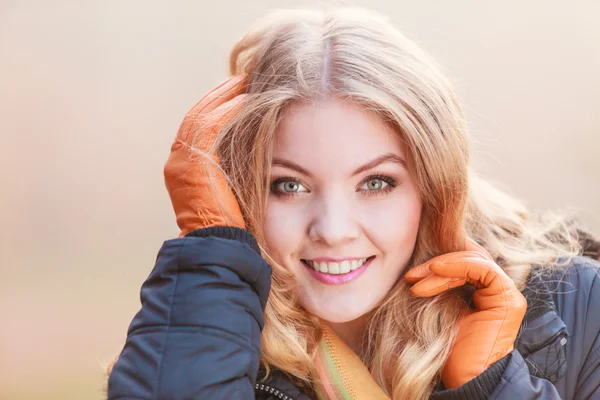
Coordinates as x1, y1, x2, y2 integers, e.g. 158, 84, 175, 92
300, 256, 375, 285
302, 258, 369, 274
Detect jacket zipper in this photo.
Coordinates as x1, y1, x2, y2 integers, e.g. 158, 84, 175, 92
255, 382, 294, 400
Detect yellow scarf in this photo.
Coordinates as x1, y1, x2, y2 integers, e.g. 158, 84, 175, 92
314, 326, 391, 400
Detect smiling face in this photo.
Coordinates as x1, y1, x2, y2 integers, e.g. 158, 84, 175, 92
263, 99, 423, 325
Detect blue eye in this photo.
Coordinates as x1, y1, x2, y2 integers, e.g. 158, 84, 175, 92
278, 181, 305, 193
358, 174, 398, 196
360, 178, 388, 191
271, 177, 308, 196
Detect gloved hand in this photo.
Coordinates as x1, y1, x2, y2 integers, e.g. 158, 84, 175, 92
404, 238, 527, 389
164, 75, 248, 237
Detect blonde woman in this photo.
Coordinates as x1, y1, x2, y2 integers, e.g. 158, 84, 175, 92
106, 7, 600, 400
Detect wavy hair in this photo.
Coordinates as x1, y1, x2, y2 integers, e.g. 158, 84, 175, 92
211, 7, 585, 399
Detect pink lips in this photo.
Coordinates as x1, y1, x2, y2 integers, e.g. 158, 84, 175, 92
303, 257, 374, 285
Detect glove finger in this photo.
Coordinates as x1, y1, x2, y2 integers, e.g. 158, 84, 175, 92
403, 262, 434, 284
201, 94, 247, 145
404, 250, 487, 283
428, 257, 506, 287
195, 75, 248, 115
409, 274, 467, 297
178, 75, 248, 144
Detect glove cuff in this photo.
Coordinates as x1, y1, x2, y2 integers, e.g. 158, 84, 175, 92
185, 226, 261, 255
431, 354, 510, 400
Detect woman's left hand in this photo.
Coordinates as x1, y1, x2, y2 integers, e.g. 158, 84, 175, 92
404, 239, 528, 389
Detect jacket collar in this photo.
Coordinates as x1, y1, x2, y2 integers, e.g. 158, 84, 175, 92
516, 268, 568, 382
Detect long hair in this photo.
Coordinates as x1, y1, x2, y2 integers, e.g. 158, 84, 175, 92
208, 7, 584, 399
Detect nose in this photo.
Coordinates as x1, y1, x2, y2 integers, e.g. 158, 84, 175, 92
308, 194, 360, 247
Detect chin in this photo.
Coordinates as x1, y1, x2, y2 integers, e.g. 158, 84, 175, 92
321, 313, 365, 324
302, 300, 373, 324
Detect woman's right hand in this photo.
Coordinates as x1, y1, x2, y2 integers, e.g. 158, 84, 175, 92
164, 75, 248, 236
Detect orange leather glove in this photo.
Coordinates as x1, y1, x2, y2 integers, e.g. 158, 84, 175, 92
164, 75, 248, 237
404, 239, 527, 389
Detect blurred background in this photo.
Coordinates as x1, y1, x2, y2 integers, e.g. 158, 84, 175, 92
1, 0, 599, 399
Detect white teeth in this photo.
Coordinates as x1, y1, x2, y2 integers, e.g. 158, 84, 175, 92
329, 262, 340, 274
305, 258, 370, 275
319, 262, 328, 273
340, 260, 351, 274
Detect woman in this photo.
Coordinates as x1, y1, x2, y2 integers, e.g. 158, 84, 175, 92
106, 7, 600, 400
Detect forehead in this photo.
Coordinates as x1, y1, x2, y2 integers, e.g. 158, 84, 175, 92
273, 100, 407, 171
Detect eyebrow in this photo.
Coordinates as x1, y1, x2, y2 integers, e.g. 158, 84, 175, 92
351, 153, 407, 176
271, 158, 314, 177
271, 152, 407, 177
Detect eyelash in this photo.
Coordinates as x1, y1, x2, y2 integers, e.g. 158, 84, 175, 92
361, 174, 398, 197
270, 176, 304, 198
270, 173, 398, 198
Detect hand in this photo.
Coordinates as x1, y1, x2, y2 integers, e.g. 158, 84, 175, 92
404, 238, 527, 389
164, 75, 248, 236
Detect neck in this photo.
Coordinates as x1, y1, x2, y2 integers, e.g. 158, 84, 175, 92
326, 315, 369, 359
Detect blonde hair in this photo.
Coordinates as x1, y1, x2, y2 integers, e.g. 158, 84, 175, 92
216, 7, 585, 399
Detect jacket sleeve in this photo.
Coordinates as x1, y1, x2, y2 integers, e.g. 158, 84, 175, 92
106, 226, 271, 400
572, 267, 600, 400
485, 261, 600, 399
574, 332, 600, 399
430, 350, 562, 400
432, 258, 600, 400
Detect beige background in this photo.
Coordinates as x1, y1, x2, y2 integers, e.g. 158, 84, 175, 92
1, 1, 599, 399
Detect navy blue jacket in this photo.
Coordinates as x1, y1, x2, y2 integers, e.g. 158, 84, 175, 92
107, 226, 600, 399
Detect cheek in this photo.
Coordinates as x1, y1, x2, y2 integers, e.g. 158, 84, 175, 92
263, 199, 307, 261
359, 193, 422, 255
